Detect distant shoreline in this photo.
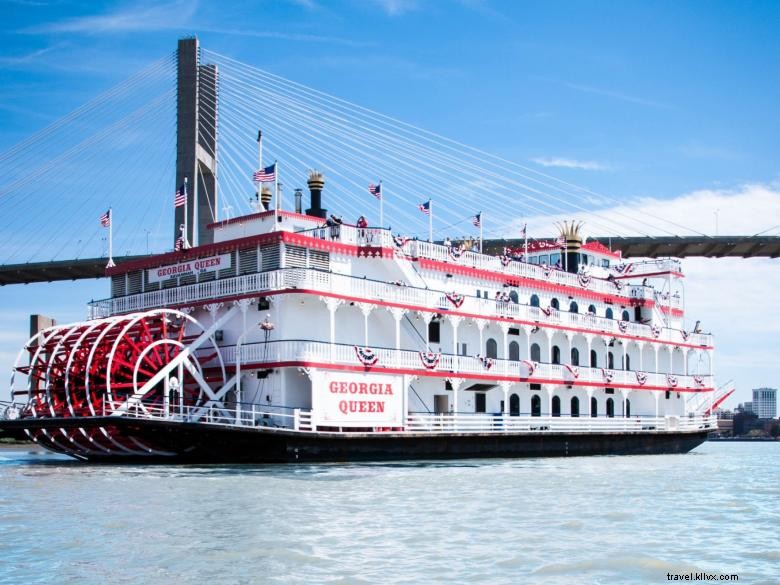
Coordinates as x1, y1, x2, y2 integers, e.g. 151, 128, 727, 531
708, 437, 779, 442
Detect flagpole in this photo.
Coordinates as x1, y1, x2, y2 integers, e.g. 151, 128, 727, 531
183, 177, 190, 249
379, 180, 384, 228
479, 212, 483, 253
524, 223, 528, 262
257, 129, 263, 211
273, 160, 279, 230
106, 208, 115, 268
428, 199, 433, 243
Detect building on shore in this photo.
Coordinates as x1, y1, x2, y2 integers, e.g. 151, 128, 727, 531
752, 388, 777, 419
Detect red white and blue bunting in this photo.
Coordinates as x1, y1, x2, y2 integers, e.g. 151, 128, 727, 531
612, 264, 635, 275
613, 279, 624, 291
635, 371, 648, 385
499, 254, 512, 267
681, 331, 690, 341
448, 245, 465, 259
564, 364, 580, 379
521, 360, 537, 377
601, 368, 615, 383
542, 264, 552, 278
392, 235, 410, 248
617, 320, 629, 333
445, 292, 465, 308
651, 324, 661, 338
419, 350, 441, 370
476, 354, 494, 370
541, 306, 553, 317
354, 345, 379, 367
577, 273, 591, 288
667, 374, 679, 388
694, 375, 705, 387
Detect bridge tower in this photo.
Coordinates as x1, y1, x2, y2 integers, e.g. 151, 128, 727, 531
175, 37, 218, 247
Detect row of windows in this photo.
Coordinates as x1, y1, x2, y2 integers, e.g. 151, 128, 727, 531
517, 395, 626, 417
428, 324, 637, 369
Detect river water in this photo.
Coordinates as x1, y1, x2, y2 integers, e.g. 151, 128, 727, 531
0, 441, 777, 584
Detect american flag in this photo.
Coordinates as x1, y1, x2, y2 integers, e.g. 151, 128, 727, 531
253, 163, 276, 182
99, 209, 111, 227
472, 212, 481, 228
520, 223, 527, 238
368, 182, 382, 200
174, 236, 184, 251
556, 234, 566, 246
418, 200, 431, 215
174, 185, 186, 208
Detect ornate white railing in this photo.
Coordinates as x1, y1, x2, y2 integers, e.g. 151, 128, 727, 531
214, 339, 713, 391
89, 268, 711, 347
87, 399, 715, 435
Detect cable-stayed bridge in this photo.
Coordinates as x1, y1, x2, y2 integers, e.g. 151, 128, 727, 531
0, 37, 777, 286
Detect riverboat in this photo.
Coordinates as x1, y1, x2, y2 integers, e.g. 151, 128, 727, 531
0, 171, 721, 462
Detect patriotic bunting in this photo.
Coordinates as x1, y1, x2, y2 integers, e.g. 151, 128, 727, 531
667, 374, 679, 388
448, 245, 464, 259
635, 371, 648, 385
601, 368, 615, 383
419, 350, 441, 370
476, 354, 494, 370
393, 235, 410, 248
694, 375, 705, 387
564, 364, 580, 379
445, 292, 465, 308
618, 320, 629, 333
651, 324, 661, 338
521, 360, 537, 377
578, 273, 591, 288
354, 345, 379, 367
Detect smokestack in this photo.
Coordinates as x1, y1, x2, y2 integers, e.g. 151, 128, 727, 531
306, 170, 327, 219
557, 220, 584, 274
294, 188, 303, 214
260, 185, 272, 211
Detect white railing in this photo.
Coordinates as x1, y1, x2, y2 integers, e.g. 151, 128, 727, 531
402, 239, 636, 298
89, 268, 712, 347
213, 339, 714, 391
405, 413, 715, 433
94, 397, 715, 435
613, 258, 682, 277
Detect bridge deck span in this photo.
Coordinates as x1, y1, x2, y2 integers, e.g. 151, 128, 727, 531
0, 236, 777, 286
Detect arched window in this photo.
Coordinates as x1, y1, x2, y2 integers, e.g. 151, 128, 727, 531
606, 397, 615, 418
590, 350, 598, 367
626, 398, 631, 418
509, 341, 520, 361
606, 308, 614, 320
625, 354, 631, 371
486, 338, 498, 359
552, 396, 561, 417
569, 301, 579, 313
552, 345, 561, 364
531, 394, 541, 417
588, 304, 596, 315
608, 352, 614, 369
509, 393, 520, 416
571, 347, 580, 366
591, 396, 598, 417
551, 298, 560, 310
509, 291, 519, 303
622, 310, 630, 321
530, 343, 541, 362
530, 294, 540, 307
571, 396, 580, 417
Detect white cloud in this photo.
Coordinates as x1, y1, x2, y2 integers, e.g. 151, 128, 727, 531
368, 0, 418, 16
531, 157, 611, 171
25, 0, 197, 34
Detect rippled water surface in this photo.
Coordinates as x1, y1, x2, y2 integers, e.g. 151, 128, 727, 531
1, 441, 778, 584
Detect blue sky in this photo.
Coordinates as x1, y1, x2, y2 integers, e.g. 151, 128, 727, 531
1, 0, 779, 406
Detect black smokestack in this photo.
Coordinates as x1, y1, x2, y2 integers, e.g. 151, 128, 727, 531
306, 170, 327, 219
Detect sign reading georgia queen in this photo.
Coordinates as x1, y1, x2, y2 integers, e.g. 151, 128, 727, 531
312, 371, 404, 427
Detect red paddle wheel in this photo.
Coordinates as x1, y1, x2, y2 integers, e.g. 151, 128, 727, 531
12, 309, 226, 455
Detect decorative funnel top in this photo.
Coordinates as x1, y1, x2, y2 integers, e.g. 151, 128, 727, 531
556, 220, 584, 250
307, 170, 325, 190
